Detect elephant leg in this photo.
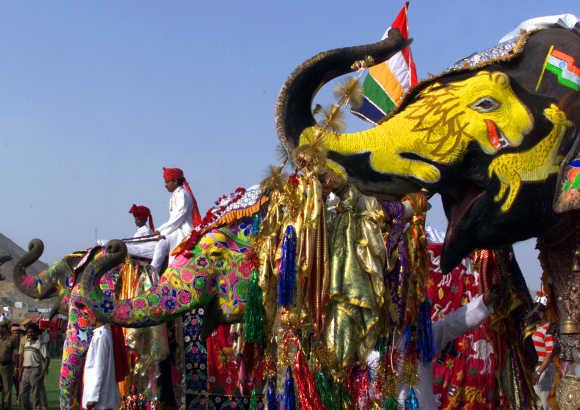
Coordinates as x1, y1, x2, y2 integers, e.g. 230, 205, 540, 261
59, 301, 96, 410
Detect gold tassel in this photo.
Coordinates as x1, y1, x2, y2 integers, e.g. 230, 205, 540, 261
261, 165, 287, 193
315, 104, 345, 133
333, 77, 363, 110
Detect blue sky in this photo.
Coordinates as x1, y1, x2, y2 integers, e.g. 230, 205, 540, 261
1, 1, 577, 291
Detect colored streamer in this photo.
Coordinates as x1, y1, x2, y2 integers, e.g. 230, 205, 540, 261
293, 349, 325, 410
417, 299, 435, 364
267, 377, 279, 410
277, 225, 297, 307
405, 387, 420, 410
244, 272, 266, 344
284, 366, 297, 410
383, 397, 398, 410
315, 369, 339, 410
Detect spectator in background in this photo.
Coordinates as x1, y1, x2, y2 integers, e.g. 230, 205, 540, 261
10, 324, 23, 397
0, 319, 18, 410
19, 323, 48, 410
531, 303, 556, 410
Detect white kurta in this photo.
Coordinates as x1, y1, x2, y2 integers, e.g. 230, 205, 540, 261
126, 225, 155, 260
151, 185, 194, 271
82, 325, 120, 410
157, 185, 194, 250
397, 295, 492, 409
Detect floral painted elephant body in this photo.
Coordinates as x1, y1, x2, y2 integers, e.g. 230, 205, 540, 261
15, 187, 264, 409
80, 218, 257, 327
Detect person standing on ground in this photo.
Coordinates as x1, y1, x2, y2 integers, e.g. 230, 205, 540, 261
82, 321, 120, 410
0, 319, 18, 410
19, 323, 48, 410
10, 323, 23, 398
531, 303, 556, 410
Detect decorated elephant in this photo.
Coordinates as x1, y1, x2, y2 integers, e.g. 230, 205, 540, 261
14, 187, 264, 409
13, 188, 266, 409
14, 240, 145, 409
79, 217, 259, 327
275, 23, 579, 404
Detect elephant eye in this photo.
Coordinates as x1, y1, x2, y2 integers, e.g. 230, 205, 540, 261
471, 97, 500, 113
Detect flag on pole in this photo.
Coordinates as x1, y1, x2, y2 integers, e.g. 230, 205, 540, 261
352, 2, 417, 124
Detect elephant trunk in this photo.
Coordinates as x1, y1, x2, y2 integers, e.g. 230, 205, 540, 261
13, 239, 59, 299
80, 240, 215, 328
275, 28, 406, 151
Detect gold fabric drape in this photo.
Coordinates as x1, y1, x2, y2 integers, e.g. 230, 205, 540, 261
324, 184, 386, 368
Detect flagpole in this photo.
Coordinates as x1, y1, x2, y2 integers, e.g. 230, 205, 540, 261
404, 1, 414, 83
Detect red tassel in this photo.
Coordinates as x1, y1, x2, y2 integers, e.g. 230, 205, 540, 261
293, 348, 324, 410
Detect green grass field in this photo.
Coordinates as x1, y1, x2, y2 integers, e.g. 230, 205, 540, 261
10, 359, 60, 410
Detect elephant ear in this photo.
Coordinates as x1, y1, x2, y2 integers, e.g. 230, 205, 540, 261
554, 128, 580, 213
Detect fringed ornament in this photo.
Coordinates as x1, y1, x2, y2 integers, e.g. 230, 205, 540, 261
267, 376, 279, 410
401, 355, 419, 387
405, 387, 420, 410
383, 371, 398, 399
315, 104, 346, 133
383, 397, 398, 410
249, 389, 259, 410
417, 299, 435, 364
333, 77, 364, 110
293, 348, 325, 410
284, 366, 297, 410
277, 225, 297, 307
315, 369, 339, 410
336, 382, 351, 410
244, 271, 266, 344
251, 213, 261, 234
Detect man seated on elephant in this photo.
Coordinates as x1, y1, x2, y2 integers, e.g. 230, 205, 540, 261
125, 204, 157, 260
97, 204, 158, 260
150, 167, 202, 277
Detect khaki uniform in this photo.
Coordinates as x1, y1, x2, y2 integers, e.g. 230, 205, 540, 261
19, 338, 47, 410
0, 333, 17, 410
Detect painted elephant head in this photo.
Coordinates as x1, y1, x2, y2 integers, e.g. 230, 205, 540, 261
12, 240, 142, 410
79, 218, 257, 327
276, 27, 579, 272
13, 239, 84, 300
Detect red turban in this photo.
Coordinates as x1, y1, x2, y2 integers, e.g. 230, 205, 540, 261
162, 167, 202, 226
163, 167, 184, 182
129, 204, 155, 231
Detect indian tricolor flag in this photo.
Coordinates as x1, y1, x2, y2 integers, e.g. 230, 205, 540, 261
352, 2, 417, 124
542, 47, 580, 91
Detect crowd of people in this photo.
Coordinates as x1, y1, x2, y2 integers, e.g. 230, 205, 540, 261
0, 319, 51, 410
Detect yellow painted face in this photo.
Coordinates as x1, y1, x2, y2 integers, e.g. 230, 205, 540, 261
402, 71, 534, 159
298, 71, 534, 186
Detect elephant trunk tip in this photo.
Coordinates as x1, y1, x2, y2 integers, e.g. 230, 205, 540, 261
17, 239, 45, 269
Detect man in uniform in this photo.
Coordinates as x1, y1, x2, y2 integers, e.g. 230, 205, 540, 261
0, 319, 18, 409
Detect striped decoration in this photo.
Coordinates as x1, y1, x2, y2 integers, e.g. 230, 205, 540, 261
352, 2, 417, 124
